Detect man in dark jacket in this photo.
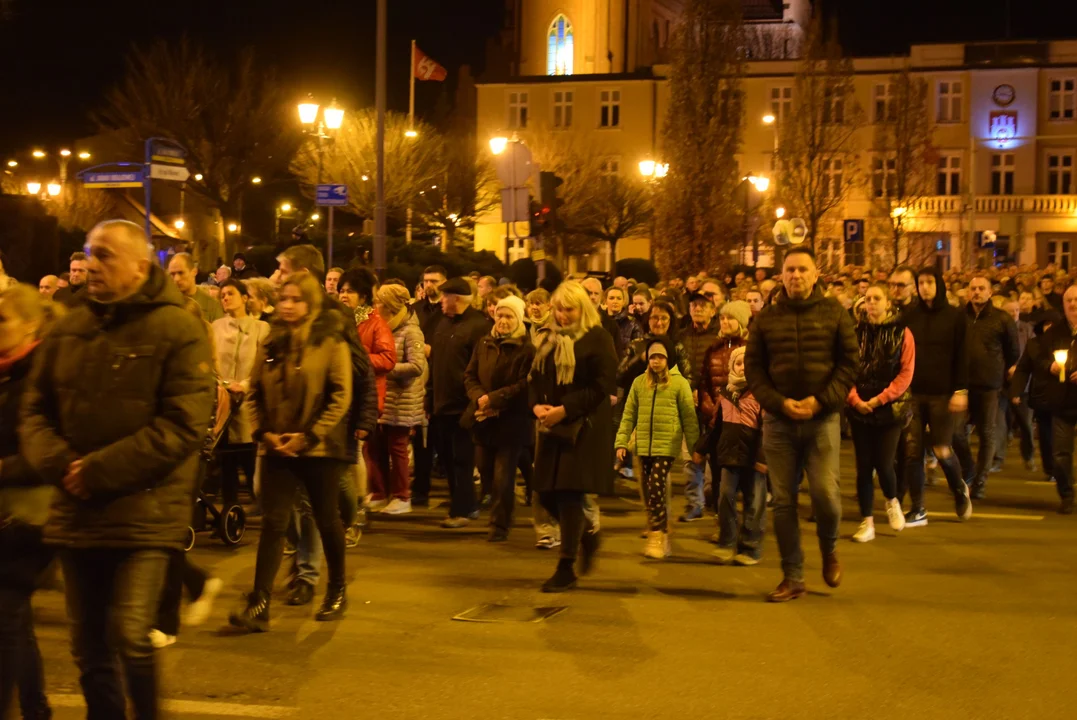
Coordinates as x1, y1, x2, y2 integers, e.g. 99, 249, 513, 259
993, 297, 1036, 473
20, 220, 215, 719
231, 252, 258, 280
1032, 286, 1077, 514
902, 266, 973, 527
51, 251, 89, 307
582, 277, 622, 357
1012, 314, 1062, 485
1040, 274, 1064, 313
679, 291, 720, 521
431, 278, 492, 527
745, 247, 859, 603
954, 274, 1019, 499
410, 264, 447, 506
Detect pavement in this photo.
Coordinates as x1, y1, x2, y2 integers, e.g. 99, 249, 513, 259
30, 439, 1077, 720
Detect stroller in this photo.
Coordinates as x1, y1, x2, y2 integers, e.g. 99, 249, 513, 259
184, 385, 247, 551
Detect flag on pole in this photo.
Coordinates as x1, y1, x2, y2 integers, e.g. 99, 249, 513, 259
413, 45, 448, 81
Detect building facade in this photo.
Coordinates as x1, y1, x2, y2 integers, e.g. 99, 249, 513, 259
475, 2, 1077, 272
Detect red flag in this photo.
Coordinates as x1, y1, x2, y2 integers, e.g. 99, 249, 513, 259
413, 45, 447, 82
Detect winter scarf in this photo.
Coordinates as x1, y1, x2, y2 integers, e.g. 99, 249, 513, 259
532, 322, 588, 385
354, 305, 373, 326
386, 307, 408, 332
726, 346, 747, 398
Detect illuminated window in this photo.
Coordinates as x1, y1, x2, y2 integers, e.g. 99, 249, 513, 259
823, 158, 843, 199
937, 155, 962, 195
547, 15, 574, 76
508, 91, 528, 130
872, 155, 897, 198
874, 83, 895, 123
599, 89, 621, 128
553, 90, 573, 128
1049, 79, 1075, 121
1047, 152, 1073, 194
937, 80, 963, 123
770, 86, 792, 122
991, 153, 1015, 195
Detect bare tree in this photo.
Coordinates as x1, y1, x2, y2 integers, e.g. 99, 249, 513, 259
411, 133, 499, 250
95, 38, 301, 236
48, 186, 119, 233
655, 0, 746, 277
776, 21, 865, 253
572, 174, 654, 264
870, 68, 937, 265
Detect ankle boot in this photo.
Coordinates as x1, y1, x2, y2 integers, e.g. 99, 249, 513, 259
541, 558, 578, 593
229, 591, 270, 632
314, 584, 348, 621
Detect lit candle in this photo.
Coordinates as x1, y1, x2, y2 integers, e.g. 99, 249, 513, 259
1054, 349, 1069, 381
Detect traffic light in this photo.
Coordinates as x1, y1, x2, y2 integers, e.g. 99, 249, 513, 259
539, 171, 565, 233
529, 198, 550, 238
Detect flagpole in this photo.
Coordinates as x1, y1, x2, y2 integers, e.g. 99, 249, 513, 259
406, 39, 415, 245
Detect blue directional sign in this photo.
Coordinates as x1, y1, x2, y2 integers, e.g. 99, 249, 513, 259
843, 219, 864, 244
81, 169, 145, 189
317, 184, 349, 206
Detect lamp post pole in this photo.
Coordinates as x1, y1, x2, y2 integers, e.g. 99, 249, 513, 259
374, 0, 388, 279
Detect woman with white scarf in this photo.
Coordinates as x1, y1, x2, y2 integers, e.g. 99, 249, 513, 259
528, 283, 618, 592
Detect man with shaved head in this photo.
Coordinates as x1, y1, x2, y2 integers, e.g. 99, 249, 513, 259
20, 219, 215, 719
38, 274, 58, 297
168, 252, 223, 322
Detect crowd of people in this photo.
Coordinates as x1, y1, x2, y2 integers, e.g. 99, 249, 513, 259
2, 223, 1076, 718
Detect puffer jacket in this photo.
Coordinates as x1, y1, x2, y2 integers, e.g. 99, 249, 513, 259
20, 264, 215, 551
699, 334, 747, 425
615, 366, 699, 458
611, 310, 642, 354
464, 333, 536, 445
618, 334, 691, 391
249, 309, 353, 460
681, 319, 721, 390
1, 347, 52, 526
714, 389, 764, 468
381, 312, 427, 427
847, 313, 914, 426
965, 301, 1020, 391
745, 285, 859, 418
355, 306, 397, 415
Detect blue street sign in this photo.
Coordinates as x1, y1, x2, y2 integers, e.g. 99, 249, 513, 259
317, 184, 349, 206
148, 139, 186, 165
843, 219, 864, 244
81, 169, 145, 189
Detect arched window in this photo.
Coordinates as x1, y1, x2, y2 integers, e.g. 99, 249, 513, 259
547, 15, 573, 76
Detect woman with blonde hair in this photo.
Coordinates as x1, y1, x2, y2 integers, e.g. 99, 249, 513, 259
0, 285, 61, 719
230, 271, 353, 631
528, 282, 618, 592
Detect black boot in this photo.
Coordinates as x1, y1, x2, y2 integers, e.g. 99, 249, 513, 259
970, 476, 987, 500
314, 584, 348, 621
541, 559, 578, 593
578, 530, 601, 576
229, 591, 270, 633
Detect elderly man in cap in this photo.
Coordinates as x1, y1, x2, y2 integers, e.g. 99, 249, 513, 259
430, 277, 492, 527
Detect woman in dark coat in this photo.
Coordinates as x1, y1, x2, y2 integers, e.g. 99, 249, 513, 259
0, 284, 61, 720
464, 295, 535, 541
529, 283, 618, 592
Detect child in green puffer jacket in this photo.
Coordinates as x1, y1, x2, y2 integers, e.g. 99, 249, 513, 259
616, 337, 699, 560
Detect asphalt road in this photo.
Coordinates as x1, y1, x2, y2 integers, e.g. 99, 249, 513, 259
30, 440, 1077, 720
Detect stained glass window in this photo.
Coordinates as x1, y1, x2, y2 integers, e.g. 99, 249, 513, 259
547, 15, 573, 76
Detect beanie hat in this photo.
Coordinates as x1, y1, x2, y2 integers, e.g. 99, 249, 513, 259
495, 295, 527, 338
376, 283, 411, 316
720, 300, 751, 330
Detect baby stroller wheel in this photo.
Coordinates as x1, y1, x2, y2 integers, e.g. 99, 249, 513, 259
220, 505, 246, 545
183, 526, 196, 552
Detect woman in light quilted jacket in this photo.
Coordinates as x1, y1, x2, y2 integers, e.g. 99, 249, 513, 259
615, 337, 699, 560
370, 284, 427, 515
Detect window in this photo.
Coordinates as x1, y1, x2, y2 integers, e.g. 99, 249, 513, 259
872, 155, 897, 199
845, 240, 865, 266
547, 15, 574, 76
822, 158, 843, 199
770, 86, 792, 122
600, 158, 620, 176
1049, 79, 1076, 121
937, 80, 963, 123
823, 85, 844, 124
553, 90, 573, 128
874, 83, 895, 123
1047, 152, 1074, 194
937, 154, 962, 195
508, 91, 528, 129
1048, 239, 1072, 270
991, 153, 1015, 195
599, 89, 621, 128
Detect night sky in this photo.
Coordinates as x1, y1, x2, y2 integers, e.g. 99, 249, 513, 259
1, 0, 1075, 156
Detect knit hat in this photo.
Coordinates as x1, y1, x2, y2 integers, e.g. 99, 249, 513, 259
495, 294, 526, 330
376, 283, 411, 316
720, 300, 751, 330
440, 277, 472, 296
233, 252, 246, 263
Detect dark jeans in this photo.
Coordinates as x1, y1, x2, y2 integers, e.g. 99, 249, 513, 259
0, 526, 52, 720
1051, 416, 1077, 500
60, 548, 169, 720
716, 466, 766, 555
997, 394, 1035, 464
953, 388, 998, 483
538, 490, 595, 562
906, 394, 966, 512
256, 456, 347, 595
430, 414, 477, 519
219, 443, 257, 505
895, 416, 910, 505
155, 551, 209, 637
850, 420, 902, 518
410, 423, 433, 500
1035, 408, 1055, 476
762, 413, 842, 583
477, 442, 523, 532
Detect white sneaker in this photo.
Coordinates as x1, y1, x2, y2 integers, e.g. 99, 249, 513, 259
183, 577, 222, 628
364, 495, 389, 511
886, 498, 906, 531
148, 629, 176, 649
535, 535, 561, 549
381, 498, 412, 515
852, 520, 875, 543
644, 531, 670, 559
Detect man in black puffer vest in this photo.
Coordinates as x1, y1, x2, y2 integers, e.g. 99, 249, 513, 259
745, 247, 859, 603
955, 274, 1019, 499
902, 266, 972, 527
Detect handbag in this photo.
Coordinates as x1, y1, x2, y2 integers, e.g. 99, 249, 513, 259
537, 417, 585, 445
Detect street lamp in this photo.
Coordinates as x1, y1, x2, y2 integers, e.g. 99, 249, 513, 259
251, 176, 262, 184
26, 182, 41, 195
742, 173, 771, 266
31, 150, 45, 159
173, 219, 185, 230
762, 114, 776, 126
323, 100, 345, 130
227, 222, 239, 233
78, 151, 91, 160
194, 173, 203, 181
298, 95, 346, 266
489, 136, 509, 155
59, 149, 71, 158
776, 206, 786, 219
310, 213, 320, 221
46, 183, 61, 197
298, 97, 320, 125
891, 206, 907, 218
6, 160, 16, 168
280, 203, 292, 213
746, 174, 770, 192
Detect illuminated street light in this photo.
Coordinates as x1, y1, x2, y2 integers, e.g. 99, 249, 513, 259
488, 136, 508, 155
173, 219, 186, 230
762, 114, 776, 126
776, 206, 786, 219
78, 151, 91, 160
639, 160, 669, 180
746, 175, 770, 192
280, 203, 292, 213
60, 149, 71, 157
639, 159, 655, 177
32, 150, 45, 159
6, 160, 16, 168
405, 129, 418, 138
227, 222, 239, 233
194, 173, 203, 181
311, 213, 320, 221
361, 174, 369, 182
46, 183, 61, 197
26, 182, 41, 195
298, 96, 320, 125
891, 206, 908, 218
251, 176, 262, 184
324, 100, 345, 130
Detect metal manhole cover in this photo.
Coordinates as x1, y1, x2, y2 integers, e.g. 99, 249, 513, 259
452, 603, 567, 623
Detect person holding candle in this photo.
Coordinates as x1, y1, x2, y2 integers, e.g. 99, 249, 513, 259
1036, 286, 1077, 514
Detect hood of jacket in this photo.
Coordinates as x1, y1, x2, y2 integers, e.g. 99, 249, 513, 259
916, 266, 949, 312
84, 264, 184, 327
